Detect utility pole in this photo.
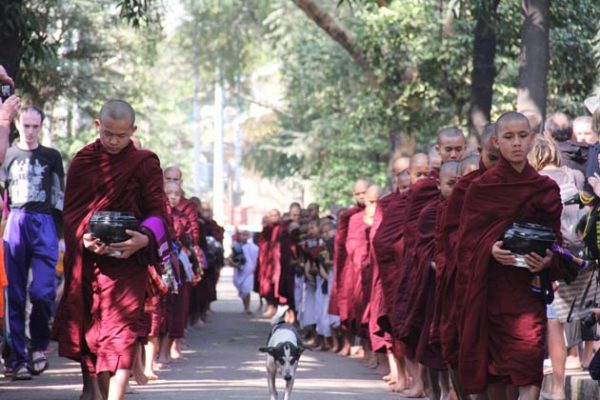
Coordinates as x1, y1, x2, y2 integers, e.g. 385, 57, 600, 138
212, 71, 225, 225
191, 19, 204, 197
192, 61, 202, 196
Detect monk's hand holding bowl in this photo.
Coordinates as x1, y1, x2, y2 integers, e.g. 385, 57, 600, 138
108, 229, 149, 259
83, 232, 111, 256
524, 249, 553, 273
491, 241, 516, 266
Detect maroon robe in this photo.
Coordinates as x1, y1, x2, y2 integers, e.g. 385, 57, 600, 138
53, 140, 166, 374
457, 158, 563, 393
433, 163, 486, 367
166, 203, 193, 338
372, 191, 407, 331
274, 221, 295, 307
257, 224, 276, 301
367, 193, 395, 352
391, 174, 439, 357
339, 211, 369, 329
339, 210, 372, 336
329, 205, 363, 315
196, 218, 224, 309
397, 197, 445, 370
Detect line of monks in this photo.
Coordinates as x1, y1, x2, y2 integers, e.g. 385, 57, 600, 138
254, 111, 577, 400
141, 167, 225, 381
52, 99, 226, 400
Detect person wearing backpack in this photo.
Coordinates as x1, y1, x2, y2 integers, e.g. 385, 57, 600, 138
529, 136, 592, 400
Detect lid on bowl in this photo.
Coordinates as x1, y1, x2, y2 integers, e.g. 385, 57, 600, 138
508, 222, 556, 242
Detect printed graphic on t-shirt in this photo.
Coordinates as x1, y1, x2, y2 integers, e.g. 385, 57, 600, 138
9, 158, 49, 204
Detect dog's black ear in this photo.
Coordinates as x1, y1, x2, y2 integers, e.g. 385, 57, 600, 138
259, 346, 270, 353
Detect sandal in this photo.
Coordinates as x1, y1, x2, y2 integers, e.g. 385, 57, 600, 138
13, 364, 32, 380
30, 352, 49, 376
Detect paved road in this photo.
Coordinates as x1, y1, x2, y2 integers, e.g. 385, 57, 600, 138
0, 269, 410, 399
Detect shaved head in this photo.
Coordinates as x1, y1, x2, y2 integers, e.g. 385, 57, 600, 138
436, 127, 466, 162
353, 179, 370, 192
429, 146, 442, 169
440, 160, 461, 178
497, 111, 531, 133
439, 160, 460, 199
437, 127, 465, 145
366, 185, 382, 200
392, 156, 411, 191
409, 153, 429, 184
459, 154, 480, 176
364, 185, 382, 224
479, 123, 499, 168
494, 111, 534, 166
353, 179, 369, 206
100, 99, 136, 125
392, 156, 410, 175
268, 209, 281, 224
164, 166, 183, 186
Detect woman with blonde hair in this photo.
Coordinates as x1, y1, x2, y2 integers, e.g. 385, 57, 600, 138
529, 136, 591, 400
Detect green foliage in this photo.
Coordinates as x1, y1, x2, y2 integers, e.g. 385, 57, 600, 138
243, 0, 600, 206
246, 1, 476, 206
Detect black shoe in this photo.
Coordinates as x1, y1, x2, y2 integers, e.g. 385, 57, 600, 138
13, 364, 32, 380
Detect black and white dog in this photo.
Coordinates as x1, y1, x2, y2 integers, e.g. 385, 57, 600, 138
259, 323, 308, 400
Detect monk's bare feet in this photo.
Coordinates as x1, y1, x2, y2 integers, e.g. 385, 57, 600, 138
144, 371, 158, 381
400, 386, 426, 398
156, 356, 171, 366
170, 339, 184, 360
383, 373, 395, 382
350, 345, 365, 359
390, 382, 409, 392
262, 305, 276, 318
170, 349, 183, 360
284, 309, 296, 324
132, 368, 148, 386
337, 344, 351, 356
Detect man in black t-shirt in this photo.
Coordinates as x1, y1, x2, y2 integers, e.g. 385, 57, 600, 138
0, 105, 64, 380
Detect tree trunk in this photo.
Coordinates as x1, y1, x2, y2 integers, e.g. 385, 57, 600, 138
516, 0, 549, 123
290, 0, 372, 76
0, 0, 23, 80
468, 1, 499, 137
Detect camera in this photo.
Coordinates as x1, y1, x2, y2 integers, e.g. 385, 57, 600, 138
0, 83, 13, 102
580, 309, 600, 341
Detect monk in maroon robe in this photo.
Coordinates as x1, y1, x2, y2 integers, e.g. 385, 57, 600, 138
395, 128, 466, 398
372, 154, 429, 391
163, 167, 206, 329
329, 179, 368, 355
197, 206, 224, 317
457, 113, 564, 400
400, 162, 460, 399
53, 100, 168, 400
432, 124, 499, 373
258, 209, 281, 317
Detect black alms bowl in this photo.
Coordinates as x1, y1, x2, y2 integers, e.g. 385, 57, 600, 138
502, 222, 556, 257
89, 211, 139, 244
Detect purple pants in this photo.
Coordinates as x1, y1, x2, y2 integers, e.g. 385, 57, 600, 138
4, 210, 58, 368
